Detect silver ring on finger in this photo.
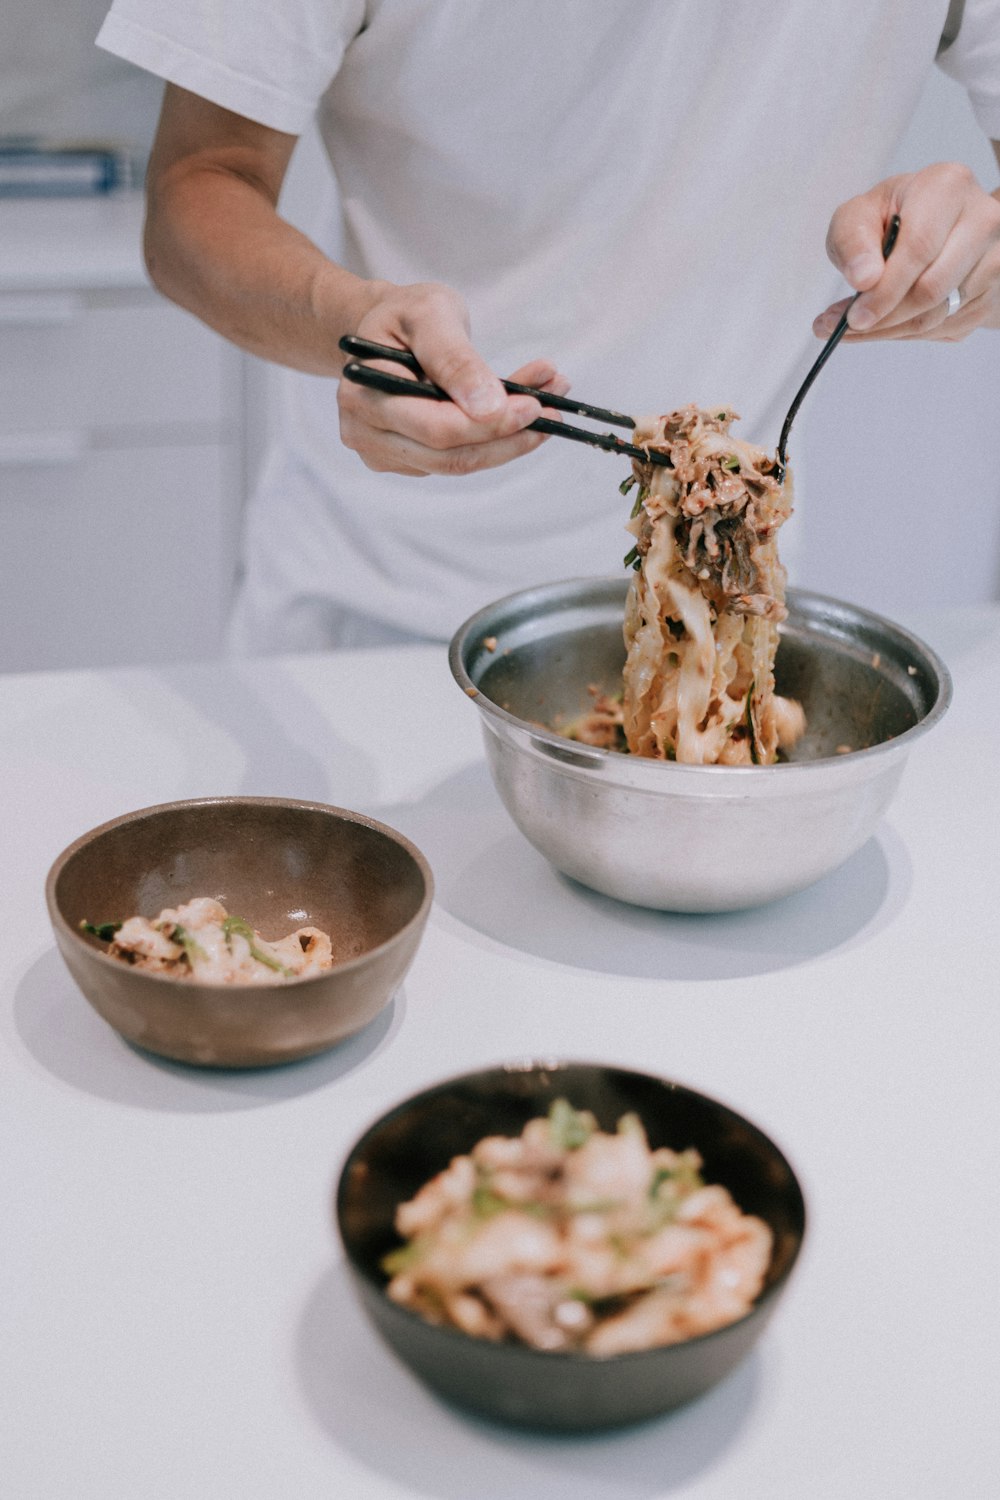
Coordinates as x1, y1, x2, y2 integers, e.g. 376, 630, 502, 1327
945, 286, 962, 317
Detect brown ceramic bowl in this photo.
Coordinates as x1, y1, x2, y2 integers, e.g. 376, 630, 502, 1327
337, 1061, 806, 1431
45, 796, 433, 1068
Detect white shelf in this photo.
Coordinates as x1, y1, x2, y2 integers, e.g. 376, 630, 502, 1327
0, 191, 246, 671
0, 192, 148, 291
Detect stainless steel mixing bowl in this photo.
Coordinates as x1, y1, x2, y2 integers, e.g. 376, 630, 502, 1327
448, 577, 951, 912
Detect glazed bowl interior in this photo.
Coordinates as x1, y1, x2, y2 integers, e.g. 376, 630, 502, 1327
46, 796, 433, 1067
337, 1061, 806, 1431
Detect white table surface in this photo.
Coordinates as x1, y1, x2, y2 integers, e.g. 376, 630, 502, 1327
2, 608, 998, 1500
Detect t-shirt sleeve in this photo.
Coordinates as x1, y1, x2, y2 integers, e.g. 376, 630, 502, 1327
96, 0, 367, 135
936, 0, 1000, 139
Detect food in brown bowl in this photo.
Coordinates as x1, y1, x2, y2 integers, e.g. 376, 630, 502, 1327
46, 796, 433, 1068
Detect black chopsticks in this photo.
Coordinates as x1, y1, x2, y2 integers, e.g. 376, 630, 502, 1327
338, 335, 673, 467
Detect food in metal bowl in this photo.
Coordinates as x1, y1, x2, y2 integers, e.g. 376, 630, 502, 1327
620, 404, 803, 765
449, 578, 951, 912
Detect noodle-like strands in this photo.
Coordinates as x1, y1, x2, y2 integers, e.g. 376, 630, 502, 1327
621, 405, 804, 765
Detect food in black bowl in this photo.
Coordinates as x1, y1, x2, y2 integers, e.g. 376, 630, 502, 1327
336, 1062, 805, 1431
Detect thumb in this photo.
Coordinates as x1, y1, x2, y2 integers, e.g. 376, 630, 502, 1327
405, 300, 507, 421
826, 178, 904, 291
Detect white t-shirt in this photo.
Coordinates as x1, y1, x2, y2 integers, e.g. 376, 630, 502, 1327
97, 0, 1000, 651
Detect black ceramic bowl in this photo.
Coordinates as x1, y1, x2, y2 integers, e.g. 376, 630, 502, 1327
336, 1061, 806, 1431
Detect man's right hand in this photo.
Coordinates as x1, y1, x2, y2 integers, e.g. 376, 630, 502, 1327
339, 281, 569, 477
143, 86, 566, 482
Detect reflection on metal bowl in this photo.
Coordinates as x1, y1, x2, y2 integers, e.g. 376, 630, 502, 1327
448, 577, 951, 913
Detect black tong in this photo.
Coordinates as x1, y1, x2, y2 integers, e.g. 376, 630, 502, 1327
775, 213, 901, 478
338, 335, 673, 466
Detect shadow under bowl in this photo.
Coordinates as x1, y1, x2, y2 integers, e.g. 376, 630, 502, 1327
45, 796, 433, 1068
336, 1060, 806, 1432
449, 578, 951, 912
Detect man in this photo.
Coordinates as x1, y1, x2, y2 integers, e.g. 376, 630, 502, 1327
97, 1, 1000, 651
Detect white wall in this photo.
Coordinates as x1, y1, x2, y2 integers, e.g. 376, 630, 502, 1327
0, 0, 162, 154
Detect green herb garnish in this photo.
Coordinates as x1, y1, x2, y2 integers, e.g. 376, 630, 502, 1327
745, 680, 762, 765
79, 920, 122, 942
548, 1098, 595, 1151
169, 924, 208, 967
470, 1184, 508, 1220
381, 1240, 425, 1276
221, 914, 294, 977
629, 481, 650, 519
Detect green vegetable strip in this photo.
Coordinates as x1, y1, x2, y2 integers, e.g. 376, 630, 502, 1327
79, 920, 122, 942
221, 914, 295, 977
745, 679, 762, 765
548, 1098, 595, 1151
169, 924, 208, 967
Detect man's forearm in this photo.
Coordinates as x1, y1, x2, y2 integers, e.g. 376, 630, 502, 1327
144, 162, 382, 374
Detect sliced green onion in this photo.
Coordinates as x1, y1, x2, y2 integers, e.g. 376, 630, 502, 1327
746, 681, 762, 765
548, 1098, 595, 1151
222, 914, 294, 977
170, 923, 208, 967
79, 920, 121, 942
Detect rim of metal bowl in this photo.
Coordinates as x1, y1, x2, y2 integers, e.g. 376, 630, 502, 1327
448, 576, 953, 782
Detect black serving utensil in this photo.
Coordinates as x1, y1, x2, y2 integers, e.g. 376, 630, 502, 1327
775, 214, 901, 480
338, 335, 673, 467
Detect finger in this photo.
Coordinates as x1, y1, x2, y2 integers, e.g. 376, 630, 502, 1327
506, 357, 573, 397
845, 166, 978, 331
348, 380, 544, 450
822, 227, 997, 341
812, 296, 853, 339
853, 213, 993, 333
337, 364, 547, 465
816, 289, 955, 339
356, 282, 510, 421
397, 308, 508, 422
906, 298, 984, 340
826, 179, 903, 291
844, 288, 987, 343
350, 420, 551, 477
507, 357, 562, 387
847, 218, 955, 330
504, 359, 573, 425
537, 376, 571, 412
